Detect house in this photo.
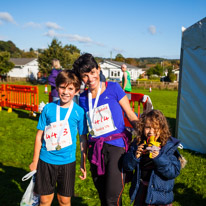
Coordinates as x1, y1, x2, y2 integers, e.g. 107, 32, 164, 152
173, 68, 179, 82
99, 60, 144, 81
8, 58, 39, 80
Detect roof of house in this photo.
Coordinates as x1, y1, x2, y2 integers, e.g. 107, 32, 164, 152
141, 67, 151, 71
102, 60, 139, 69
10, 58, 37, 66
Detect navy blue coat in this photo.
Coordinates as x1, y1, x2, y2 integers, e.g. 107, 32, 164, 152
123, 137, 181, 205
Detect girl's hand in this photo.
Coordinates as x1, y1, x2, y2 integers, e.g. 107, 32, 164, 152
136, 143, 145, 159
29, 161, 38, 171
150, 150, 160, 159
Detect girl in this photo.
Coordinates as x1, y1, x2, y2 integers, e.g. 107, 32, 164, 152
123, 110, 186, 206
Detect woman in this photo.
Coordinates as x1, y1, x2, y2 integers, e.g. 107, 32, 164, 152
73, 53, 138, 206
48, 59, 62, 101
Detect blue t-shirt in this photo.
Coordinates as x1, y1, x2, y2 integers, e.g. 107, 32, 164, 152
79, 82, 126, 147
37, 101, 88, 165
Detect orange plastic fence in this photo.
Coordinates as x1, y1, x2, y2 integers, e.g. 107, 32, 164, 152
0, 84, 39, 112
124, 92, 146, 128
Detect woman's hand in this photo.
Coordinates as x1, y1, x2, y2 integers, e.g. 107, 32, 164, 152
79, 166, 87, 180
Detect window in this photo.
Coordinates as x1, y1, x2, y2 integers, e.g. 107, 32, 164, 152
110, 70, 120, 78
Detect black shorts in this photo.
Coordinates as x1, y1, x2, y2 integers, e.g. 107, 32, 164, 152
34, 159, 76, 197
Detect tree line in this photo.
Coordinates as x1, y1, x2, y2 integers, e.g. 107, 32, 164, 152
0, 39, 180, 82
0, 39, 81, 75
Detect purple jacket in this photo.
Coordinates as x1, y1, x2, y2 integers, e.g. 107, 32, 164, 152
89, 129, 132, 175
48, 68, 62, 97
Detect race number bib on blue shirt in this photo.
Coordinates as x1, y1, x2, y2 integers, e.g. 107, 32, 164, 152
44, 120, 72, 151
87, 103, 117, 137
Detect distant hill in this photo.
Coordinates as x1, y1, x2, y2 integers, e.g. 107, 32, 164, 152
0, 40, 22, 57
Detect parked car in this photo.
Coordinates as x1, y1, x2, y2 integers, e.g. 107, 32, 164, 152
108, 78, 121, 82
29, 77, 48, 85
160, 76, 170, 82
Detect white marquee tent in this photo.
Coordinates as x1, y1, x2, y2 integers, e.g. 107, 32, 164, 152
176, 17, 206, 153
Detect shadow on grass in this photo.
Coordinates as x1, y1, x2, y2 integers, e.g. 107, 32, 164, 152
174, 183, 206, 205
166, 117, 176, 137
6, 107, 40, 121
182, 148, 206, 158
0, 163, 88, 206
0, 163, 27, 206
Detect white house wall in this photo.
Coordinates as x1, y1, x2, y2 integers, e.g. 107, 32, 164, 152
100, 61, 142, 81
8, 59, 39, 79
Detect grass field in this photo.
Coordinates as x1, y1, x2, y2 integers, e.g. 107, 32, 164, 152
0, 83, 206, 206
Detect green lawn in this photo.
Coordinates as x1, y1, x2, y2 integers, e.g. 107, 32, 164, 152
0, 84, 205, 205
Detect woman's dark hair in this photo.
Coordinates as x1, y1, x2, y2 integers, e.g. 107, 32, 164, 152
134, 109, 171, 146
72, 53, 98, 79
55, 70, 81, 92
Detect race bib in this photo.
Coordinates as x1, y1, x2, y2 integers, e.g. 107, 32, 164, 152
44, 120, 72, 151
87, 103, 117, 137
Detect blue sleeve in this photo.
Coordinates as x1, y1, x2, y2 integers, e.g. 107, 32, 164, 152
114, 82, 126, 102
77, 109, 88, 135
153, 149, 181, 179
37, 105, 48, 131
123, 141, 140, 171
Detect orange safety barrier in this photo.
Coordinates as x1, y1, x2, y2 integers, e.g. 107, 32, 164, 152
124, 92, 147, 128
0, 84, 39, 112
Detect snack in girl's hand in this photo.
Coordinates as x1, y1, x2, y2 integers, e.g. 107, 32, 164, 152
144, 135, 161, 158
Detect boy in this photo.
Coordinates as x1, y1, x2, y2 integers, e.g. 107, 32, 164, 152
29, 70, 88, 206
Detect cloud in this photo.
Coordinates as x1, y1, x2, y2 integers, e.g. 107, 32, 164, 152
148, 25, 156, 35
45, 22, 63, 30
112, 48, 124, 53
0, 12, 15, 24
23, 22, 42, 28
44, 29, 56, 37
65, 34, 92, 43
44, 30, 104, 46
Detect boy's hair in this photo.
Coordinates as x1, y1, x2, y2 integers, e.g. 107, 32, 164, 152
134, 109, 171, 146
56, 70, 81, 92
72, 53, 98, 79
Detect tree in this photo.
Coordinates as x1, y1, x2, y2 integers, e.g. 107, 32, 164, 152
38, 39, 81, 74
0, 40, 22, 57
146, 64, 163, 78
125, 58, 138, 66
115, 53, 125, 62
0, 52, 14, 75
154, 64, 163, 76
64, 44, 80, 54
167, 66, 176, 82
21, 51, 37, 58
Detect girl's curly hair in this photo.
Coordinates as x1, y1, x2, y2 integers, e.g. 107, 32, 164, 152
134, 109, 171, 146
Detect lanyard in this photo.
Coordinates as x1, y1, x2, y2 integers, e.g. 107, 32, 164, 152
56, 100, 73, 144
88, 82, 102, 127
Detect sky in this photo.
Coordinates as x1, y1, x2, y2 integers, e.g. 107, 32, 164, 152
0, 0, 205, 59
